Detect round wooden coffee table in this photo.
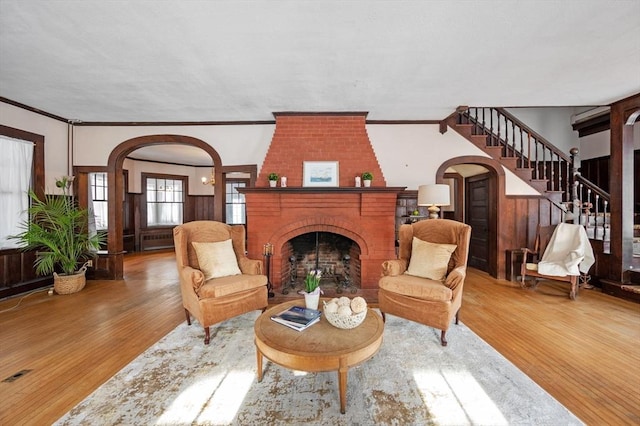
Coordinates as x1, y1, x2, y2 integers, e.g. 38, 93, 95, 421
254, 299, 384, 414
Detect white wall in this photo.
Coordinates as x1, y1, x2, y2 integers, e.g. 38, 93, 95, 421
73, 125, 275, 167
506, 107, 580, 154
368, 124, 539, 195
2, 104, 549, 197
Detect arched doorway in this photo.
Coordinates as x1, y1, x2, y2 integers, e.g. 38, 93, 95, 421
105, 135, 223, 279
436, 156, 506, 278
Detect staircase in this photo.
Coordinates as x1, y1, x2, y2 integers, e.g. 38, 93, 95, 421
445, 107, 611, 232
442, 106, 639, 303
445, 107, 571, 204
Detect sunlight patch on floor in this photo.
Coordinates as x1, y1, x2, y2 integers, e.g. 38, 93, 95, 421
414, 369, 508, 426
197, 369, 254, 424
156, 373, 224, 425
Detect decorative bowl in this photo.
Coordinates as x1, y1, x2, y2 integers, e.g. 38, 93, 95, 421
324, 309, 367, 329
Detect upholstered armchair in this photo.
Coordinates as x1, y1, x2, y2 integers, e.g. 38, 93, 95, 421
173, 220, 268, 344
378, 219, 471, 346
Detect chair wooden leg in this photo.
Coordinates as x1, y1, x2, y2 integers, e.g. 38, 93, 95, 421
380, 311, 386, 322
455, 310, 460, 325
570, 276, 578, 300
184, 308, 191, 325
204, 327, 210, 345
531, 278, 540, 289
440, 330, 448, 346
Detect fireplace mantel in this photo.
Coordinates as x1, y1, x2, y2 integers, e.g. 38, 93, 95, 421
238, 187, 406, 194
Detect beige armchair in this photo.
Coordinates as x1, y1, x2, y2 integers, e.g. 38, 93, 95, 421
378, 219, 471, 346
173, 221, 268, 344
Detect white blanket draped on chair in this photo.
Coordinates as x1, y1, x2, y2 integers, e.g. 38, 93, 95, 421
537, 223, 595, 277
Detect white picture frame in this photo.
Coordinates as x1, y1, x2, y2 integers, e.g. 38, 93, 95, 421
303, 161, 339, 187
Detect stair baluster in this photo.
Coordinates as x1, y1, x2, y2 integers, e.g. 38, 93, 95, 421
447, 106, 610, 243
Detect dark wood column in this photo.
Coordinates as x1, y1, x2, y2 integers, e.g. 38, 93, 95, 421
609, 93, 640, 281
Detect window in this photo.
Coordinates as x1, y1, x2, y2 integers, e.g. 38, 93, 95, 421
226, 180, 247, 224
0, 135, 34, 249
89, 172, 108, 230
145, 176, 184, 226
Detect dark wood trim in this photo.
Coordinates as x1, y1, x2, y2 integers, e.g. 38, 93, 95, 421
222, 164, 257, 188
436, 155, 505, 279
367, 120, 441, 125
609, 92, 639, 281
105, 135, 224, 279
0, 126, 47, 299
0, 125, 45, 200
76, 120, 275, 126
443, 172, 464, 222
125, 156, 213, 168
0, 97, 68, 123
273, 111, 369, 117
572, 113, 610, 137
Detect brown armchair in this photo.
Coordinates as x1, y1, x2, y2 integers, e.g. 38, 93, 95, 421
173, 220, 268, 344
378, 219, 471, 346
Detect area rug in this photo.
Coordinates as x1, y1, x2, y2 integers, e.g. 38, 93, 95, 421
55, 311, 582, 426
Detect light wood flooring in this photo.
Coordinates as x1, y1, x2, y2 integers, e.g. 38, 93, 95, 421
0, 250, 638, 425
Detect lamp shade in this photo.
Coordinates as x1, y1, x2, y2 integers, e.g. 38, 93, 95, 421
417, 184, 450, 206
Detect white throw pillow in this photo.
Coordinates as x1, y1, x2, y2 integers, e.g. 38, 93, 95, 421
406, 237, 457, 281
192, 239, 242, 280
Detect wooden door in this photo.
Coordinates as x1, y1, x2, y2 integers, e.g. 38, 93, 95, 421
466, 174, 490, 272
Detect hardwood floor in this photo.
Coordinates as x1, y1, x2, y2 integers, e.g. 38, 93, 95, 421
0, 250, 638, 425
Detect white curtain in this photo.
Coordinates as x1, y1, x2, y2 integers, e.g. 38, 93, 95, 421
0, 136, 34, 249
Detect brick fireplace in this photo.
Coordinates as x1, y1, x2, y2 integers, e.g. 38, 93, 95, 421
239, 113, 404, 290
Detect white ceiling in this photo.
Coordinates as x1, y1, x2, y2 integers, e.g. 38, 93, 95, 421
127, 144, 215, 166
1, 0, 639, 124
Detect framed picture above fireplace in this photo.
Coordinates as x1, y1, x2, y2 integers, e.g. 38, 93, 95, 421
303, 161, 339, 187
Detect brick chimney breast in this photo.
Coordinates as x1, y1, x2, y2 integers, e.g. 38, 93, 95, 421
258, 112, 386, 187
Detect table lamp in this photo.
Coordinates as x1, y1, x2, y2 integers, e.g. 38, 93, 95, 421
418, 184, 450, 219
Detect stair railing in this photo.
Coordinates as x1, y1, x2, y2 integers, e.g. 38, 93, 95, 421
458, 107, 573, 202
456, 106, 611, 242
571, 173, 611, 242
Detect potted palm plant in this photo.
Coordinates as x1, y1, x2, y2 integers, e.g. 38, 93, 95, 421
11, 176, 105, 294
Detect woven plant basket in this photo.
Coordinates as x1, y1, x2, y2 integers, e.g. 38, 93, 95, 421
53, 267, 87, 295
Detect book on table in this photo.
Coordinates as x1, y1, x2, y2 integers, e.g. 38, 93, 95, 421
270, 305, 322, 331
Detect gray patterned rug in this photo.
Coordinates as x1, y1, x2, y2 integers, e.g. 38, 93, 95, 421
56, 310, 582, 425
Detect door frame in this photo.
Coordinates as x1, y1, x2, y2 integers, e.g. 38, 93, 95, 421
105, 135, 223, 279
436, 156, 505, 278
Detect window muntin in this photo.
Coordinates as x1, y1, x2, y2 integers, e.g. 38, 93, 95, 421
146, 177, 184, 226
225, 180, 246, 224
89, 172, 108, 230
